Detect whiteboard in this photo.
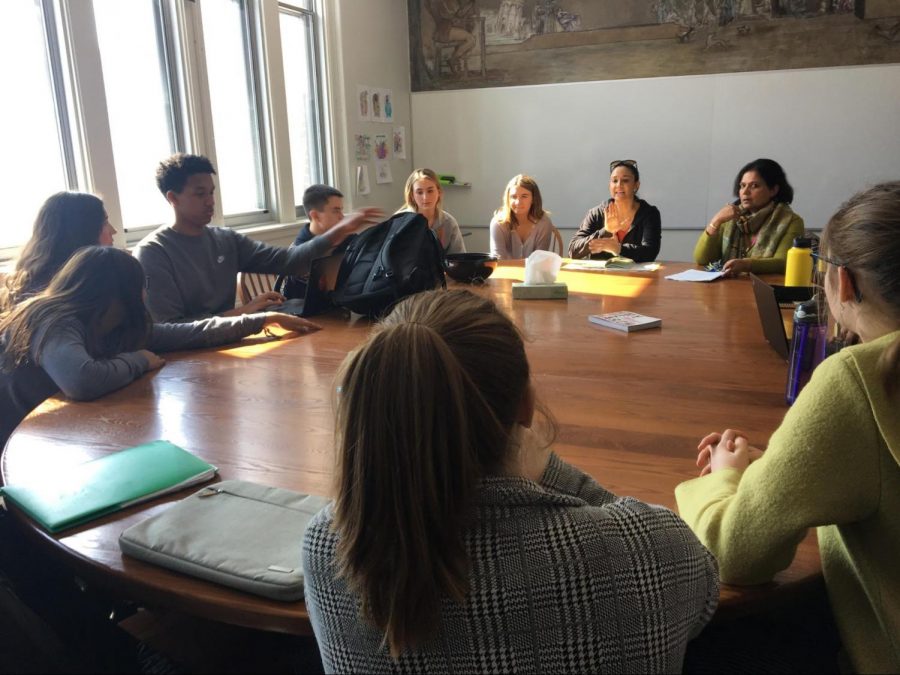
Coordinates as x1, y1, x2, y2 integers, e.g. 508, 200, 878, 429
411, 63, 900, 233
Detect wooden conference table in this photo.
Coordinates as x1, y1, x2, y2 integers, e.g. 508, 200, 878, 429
2, 261, 821, 635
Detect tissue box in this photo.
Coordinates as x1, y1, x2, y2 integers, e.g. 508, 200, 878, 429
512, 282, 568, 300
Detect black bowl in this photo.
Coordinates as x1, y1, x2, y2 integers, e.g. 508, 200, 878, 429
444, 253, 499, 284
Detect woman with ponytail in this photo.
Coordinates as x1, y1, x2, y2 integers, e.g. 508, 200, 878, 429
677, 182, 900, 673
304, 289, 717, 671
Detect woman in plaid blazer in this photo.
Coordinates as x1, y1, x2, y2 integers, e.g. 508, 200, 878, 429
303, 289, 718, 673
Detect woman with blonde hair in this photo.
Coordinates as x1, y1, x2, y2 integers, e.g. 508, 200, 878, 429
399, 168, 465, 253
677, 182, 900, 673
303, 289, 717, 671
489, 174, 557, 259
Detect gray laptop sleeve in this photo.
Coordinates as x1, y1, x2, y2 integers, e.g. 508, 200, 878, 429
119, 480, 330, 601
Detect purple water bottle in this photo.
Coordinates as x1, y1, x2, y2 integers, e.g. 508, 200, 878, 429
785, 296, 827, 405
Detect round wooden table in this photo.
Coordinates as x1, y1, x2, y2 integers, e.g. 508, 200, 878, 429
2, 262, 821, 635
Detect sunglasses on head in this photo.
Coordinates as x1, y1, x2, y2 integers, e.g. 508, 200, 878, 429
811, 251, 862, 302
609, 159, 638, 172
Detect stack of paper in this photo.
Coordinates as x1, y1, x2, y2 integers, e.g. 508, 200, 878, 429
665, 269, 724, 282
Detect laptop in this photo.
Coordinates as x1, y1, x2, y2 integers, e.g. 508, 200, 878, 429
264, 253, 344, 317
749, 274, 814, 361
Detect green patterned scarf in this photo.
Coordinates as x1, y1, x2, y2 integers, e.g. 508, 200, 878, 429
722, 202, 794, 262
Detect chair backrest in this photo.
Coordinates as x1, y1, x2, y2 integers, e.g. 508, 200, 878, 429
549, 226, 564, 256
237, 272, 279, 306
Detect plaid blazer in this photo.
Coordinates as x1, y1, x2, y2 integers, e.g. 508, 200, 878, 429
303, 453, 718, 674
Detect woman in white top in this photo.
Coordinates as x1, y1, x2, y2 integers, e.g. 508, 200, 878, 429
399, 168, 465, 254
490, 175, 556, 259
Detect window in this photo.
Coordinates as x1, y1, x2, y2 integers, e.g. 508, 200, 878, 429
280, 2, 328, 216
94, 0, 177, 229
2, 0, 331, 256
0, 0, 72, 249
201, 0, 269, 219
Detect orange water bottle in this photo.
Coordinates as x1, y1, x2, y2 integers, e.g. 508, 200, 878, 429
785, 237, 813, 287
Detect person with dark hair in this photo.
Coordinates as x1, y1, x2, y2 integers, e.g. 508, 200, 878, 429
0, 192, 117, 311
303, 289, 718, 671
677, 182, 900, 673
134, 154, 381, 322
694, 158, 804, 276
568, 160, 662, 261
277, 185, 349, 300
0, 246, 321, 449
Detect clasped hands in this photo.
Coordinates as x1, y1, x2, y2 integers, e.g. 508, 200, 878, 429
695, 428, 764, 477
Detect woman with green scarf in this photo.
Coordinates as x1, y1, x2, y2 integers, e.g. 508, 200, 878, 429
694, 159, 804, 276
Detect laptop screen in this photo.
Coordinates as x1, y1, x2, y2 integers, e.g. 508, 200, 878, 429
750, 274, 791, 361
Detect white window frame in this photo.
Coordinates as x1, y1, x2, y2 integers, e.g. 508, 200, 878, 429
1, 0, 333, 260
278, 1, 331, 218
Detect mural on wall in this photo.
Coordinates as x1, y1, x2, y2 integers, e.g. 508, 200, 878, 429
409, 0, 900, 91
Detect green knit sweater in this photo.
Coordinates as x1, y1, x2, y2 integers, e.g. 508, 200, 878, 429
693, 212, 804, 274
676, 331, 900, 674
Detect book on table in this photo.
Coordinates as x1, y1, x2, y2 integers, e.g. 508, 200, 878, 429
0, 440, 217, 533
563, 257, 661, 272
588, 311, 662, 333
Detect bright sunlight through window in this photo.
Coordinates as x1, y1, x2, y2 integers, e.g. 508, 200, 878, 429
280, 8, 318, 210
0, 0, 68, 249
94, 0, 176, 231
202, 0, 266, 217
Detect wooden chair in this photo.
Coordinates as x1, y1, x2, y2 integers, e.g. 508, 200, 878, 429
237, 272, 280, 306
549, 225, 565, 256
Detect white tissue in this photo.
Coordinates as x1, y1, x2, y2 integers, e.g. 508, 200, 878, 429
524, 250, 563, 284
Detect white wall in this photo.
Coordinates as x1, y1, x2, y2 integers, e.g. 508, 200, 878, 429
325, 0, 412, 213
253, 0, 412, 249
411, 63, 900, 261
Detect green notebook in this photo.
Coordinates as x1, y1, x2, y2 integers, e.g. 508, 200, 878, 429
0, 440, 217, 533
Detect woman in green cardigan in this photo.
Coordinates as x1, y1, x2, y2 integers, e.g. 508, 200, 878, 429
694, 158, 804, 277
677, 182, 900, 673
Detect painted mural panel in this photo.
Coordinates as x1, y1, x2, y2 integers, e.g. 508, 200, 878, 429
409, 0, 900, 91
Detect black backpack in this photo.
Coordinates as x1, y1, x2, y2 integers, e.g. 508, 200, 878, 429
331, 212, 446, 318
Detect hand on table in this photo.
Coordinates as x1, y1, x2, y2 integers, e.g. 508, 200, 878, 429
138, 350, 166, 372
263, 313, 323, 336
243, 291, 285, 314
722, 258, 752, 277
695, 428, 764, 476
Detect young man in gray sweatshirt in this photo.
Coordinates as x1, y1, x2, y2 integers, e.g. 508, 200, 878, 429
134, 154, 381, 323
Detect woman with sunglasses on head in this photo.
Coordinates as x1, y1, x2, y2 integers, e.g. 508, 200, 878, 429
0, 246, 320, 449
568, 160, 661, 262
489, 174, 556, 259
694, 158, 804, 277
677, 182, 900, 673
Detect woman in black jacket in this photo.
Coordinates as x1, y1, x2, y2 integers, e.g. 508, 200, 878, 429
568, 160, 661, 262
